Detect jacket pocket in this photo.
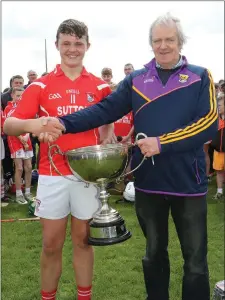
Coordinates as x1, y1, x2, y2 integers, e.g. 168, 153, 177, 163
193, 159, 201, 184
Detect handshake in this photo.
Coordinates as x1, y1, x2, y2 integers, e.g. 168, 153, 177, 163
29, 117, 66, 143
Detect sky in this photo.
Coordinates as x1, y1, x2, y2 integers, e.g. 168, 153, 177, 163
2, 1, 224, 90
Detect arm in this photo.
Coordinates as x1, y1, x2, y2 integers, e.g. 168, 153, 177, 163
59, 76, 133, 134
158, 69, 218, 153
3, 83, 64, 139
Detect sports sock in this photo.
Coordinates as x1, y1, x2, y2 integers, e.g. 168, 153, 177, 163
41, 289, 57, 300
77, 285, 92, 300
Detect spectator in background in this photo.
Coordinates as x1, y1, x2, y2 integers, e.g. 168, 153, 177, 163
211, 92, 225, 200
218, 79, 224, 86
215, 83, 221, 97
124, 63, 134, 76
1, 75, 24, 110
220, 81, 225, 93
3, 87, 11, 93
1, 75, 24, 187
4, 87, 33, 204
24, 70, 38, 89
101, 67, 117, 90
1, 109, 12, 204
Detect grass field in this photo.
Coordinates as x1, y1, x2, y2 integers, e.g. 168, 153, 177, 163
1, 180, 224, 300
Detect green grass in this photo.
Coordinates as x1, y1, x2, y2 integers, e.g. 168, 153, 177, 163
1, 180, 224, 300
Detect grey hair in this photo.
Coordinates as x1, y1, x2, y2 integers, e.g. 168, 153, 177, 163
149, 13, 187, 49
27, 70, 37, 76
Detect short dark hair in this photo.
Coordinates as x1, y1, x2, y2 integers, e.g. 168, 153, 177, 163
101, 68, 112, 76
124, 63, 134, 69
10, 75, 24, 87
56, 19, 89, 44
11, 87, 24, 94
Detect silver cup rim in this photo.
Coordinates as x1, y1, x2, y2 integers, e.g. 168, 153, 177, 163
65, 143, 129, 155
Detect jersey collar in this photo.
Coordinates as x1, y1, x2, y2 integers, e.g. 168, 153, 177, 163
54, 64, 90, 77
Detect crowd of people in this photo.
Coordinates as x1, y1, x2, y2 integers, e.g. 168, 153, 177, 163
1, 13, 225, 300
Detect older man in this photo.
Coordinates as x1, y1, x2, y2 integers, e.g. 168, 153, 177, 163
24, 70, 38, 89
4, 14, 217, 300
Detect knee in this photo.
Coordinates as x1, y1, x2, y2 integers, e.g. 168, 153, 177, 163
184, 256, 208, 275
42, 240, 64, 257
24, 164, 32, 173
73, 232, 90, 250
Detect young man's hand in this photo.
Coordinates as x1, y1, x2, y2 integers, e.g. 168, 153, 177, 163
26, 117, 65, 143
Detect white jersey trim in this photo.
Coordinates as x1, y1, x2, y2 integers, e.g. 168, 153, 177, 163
97, 83, 109, 90
29, 82, 46, 89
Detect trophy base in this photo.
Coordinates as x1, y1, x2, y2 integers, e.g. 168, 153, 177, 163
88, 218, 132, 246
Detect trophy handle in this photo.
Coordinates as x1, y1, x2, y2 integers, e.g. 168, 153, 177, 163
48, 144, 89, 187
116, 133, 148, 181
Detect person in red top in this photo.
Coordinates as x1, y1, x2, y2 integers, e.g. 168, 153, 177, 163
5, 87, 33, 204
4, 19, 114, 300
1, 109, 12, 204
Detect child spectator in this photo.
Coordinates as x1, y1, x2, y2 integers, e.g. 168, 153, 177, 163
1, 109, 12, 204
101, 67, 117, 90
211, 92, 225, 200
4, 87, 34, 204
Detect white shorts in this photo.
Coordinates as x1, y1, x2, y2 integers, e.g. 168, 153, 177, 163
1, 137, 5, 160
11, 149, 33, 159
35, 175, 101, 220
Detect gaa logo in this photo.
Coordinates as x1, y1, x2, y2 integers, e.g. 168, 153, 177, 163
49, 93, 62, 99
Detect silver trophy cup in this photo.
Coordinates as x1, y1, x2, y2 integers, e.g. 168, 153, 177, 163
48, 133, 147, 246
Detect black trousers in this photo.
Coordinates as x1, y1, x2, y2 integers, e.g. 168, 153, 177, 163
31, 135, 40, 169
135, 190, 210, 300
2, 137, 14, 180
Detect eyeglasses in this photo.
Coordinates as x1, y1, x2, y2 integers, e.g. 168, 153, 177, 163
29, 74, 37, 76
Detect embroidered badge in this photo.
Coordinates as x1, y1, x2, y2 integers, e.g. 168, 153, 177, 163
179, 74, 189, 83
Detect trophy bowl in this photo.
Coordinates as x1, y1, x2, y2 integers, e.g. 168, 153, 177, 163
65, 143, 130, 184
48, 133, 147, 246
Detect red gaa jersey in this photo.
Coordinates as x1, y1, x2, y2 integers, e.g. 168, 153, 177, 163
114, 112, 133, 137
11, 65, 111, 175
5, 101, 32, 154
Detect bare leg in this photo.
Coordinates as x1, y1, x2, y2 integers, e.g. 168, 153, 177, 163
40, 217, 68, 291
23, 158, 32, 189
71, 216, 94, 287
216, 170, 224, 190
14, 158, 23, 190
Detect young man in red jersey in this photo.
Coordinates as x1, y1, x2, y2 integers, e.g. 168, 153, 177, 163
4, 19, 114, 300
